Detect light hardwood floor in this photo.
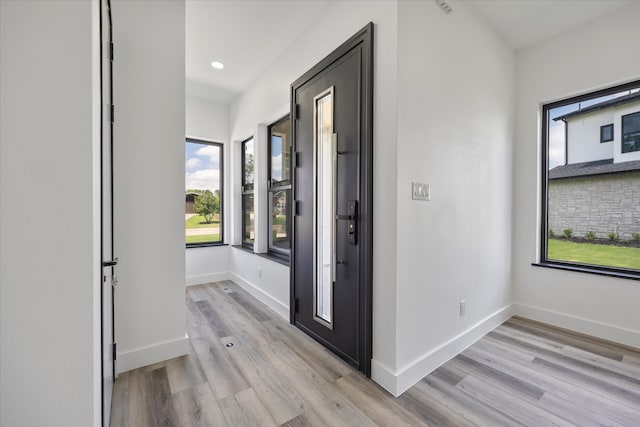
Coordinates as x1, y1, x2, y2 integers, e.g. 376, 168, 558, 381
110, 281, 640, 426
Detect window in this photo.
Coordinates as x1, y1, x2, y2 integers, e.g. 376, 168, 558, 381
541, 81, 640, 277
600, 123, 613, 143
185, 139, 223, 246
241, 137, 255, 249
267, 116, 292, 258
622, 112, 640, 153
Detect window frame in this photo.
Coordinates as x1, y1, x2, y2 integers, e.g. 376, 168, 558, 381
241, 136, 255, 250
185, 138, 224, 248
622, 111, 640, 154
600, 123, 614, 143
538, 80, 640, 280
267, 115, 292, 260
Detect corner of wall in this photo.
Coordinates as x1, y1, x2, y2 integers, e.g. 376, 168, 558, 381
117, 334, 190, 374
373, 304, 513, 396
229, 270, 289, 321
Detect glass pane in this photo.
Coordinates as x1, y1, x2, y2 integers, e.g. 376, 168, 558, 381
315, 89, 334, 325
270, 117, 291, 185
270, 189, 290, 251
243, 194, 254, 245
243, 138, 254, 189
601, 124, 613, 142
622, 112, 640, 153
546, 86, 640, 271
185, 140, 222, 244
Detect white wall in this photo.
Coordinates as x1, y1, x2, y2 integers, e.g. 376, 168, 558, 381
229, 248, 290, 320
391, 0, 515, 395
513, 3, 640, 348
186, 88, 230, 143
0, 1, 101, 425
112, 0, 188, 373
185, 91, 232, 285
228, 0, 400, 388
566, 111, 615, 164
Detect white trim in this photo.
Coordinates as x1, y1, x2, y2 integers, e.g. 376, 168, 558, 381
116, 335, 189, 374
186, 272, 230, 286
229, 272, 289, 321
372, 305, 513, 397
371, 359, 398, 396
512, 303, 640, 348
91, 0, 102, 424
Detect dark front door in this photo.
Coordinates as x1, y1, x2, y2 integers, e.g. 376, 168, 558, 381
291, 23, 373, 375
100, 0, 117, 424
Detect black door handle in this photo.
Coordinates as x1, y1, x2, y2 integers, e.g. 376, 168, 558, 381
102, 257, 118, 267
335, 200, 357, 245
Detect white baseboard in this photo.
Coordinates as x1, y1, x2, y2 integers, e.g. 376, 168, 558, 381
512, 303, 640, 349
116, 334, 189, 374
371, 359, 398, 396
229, 272, 289, 321
186, 272, 230, 286
372, 305, 513, 397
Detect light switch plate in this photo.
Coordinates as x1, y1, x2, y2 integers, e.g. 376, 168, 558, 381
412, 182, 430, 201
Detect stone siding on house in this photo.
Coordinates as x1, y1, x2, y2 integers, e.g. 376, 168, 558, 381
548, 171, 640, 240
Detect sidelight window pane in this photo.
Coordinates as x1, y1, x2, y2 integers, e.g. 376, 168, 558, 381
242, 194, 254, 246
270, 189, 290, 251
243, 138, 254, 190
268, 116, 292, 257
270, 117, 291, 186
241, 137, 254, 250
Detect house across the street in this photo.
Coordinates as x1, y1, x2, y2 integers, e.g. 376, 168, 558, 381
549, 92, 640, 239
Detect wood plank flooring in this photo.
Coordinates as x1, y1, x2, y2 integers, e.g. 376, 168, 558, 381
110, 281, 640, 426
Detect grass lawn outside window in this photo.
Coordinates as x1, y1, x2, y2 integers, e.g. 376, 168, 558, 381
548, 238, 640, 270
185, 214, 220, 244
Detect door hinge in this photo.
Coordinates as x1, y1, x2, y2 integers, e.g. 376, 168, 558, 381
112, 342, 117, 360
293, 200, 300, 216
294, 298, 299, 313
110, 41, 114, 62
294, 104, 300, 120
110, 104, 115, 123
294, 152, 300, 168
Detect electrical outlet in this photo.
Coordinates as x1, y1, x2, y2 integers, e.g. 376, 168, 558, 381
459, 300, 466, 317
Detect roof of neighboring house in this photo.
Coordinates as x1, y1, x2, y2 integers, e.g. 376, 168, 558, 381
549, 158, 640, 180
553, 91, 640, 122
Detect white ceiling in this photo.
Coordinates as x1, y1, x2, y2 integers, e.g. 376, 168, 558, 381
186, 0, 636, 104
467, 0, 636, 51
185, 0, 332, 104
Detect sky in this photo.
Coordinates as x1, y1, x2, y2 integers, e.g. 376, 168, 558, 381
185, 137, 285, 192
548, 88, 640, 170
271, 135, 283, 182
185, 141, 220, 192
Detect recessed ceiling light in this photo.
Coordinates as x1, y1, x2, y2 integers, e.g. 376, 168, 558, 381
211, 61, 224, 70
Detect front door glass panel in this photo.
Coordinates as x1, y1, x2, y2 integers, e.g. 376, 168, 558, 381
314, 87, 335, 327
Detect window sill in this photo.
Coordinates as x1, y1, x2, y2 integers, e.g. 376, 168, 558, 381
231, 245, 290, 266
232, 244, 254, 254
532, 261, 640, 281
186, 242, 228, 249
258, 251, 290, 266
